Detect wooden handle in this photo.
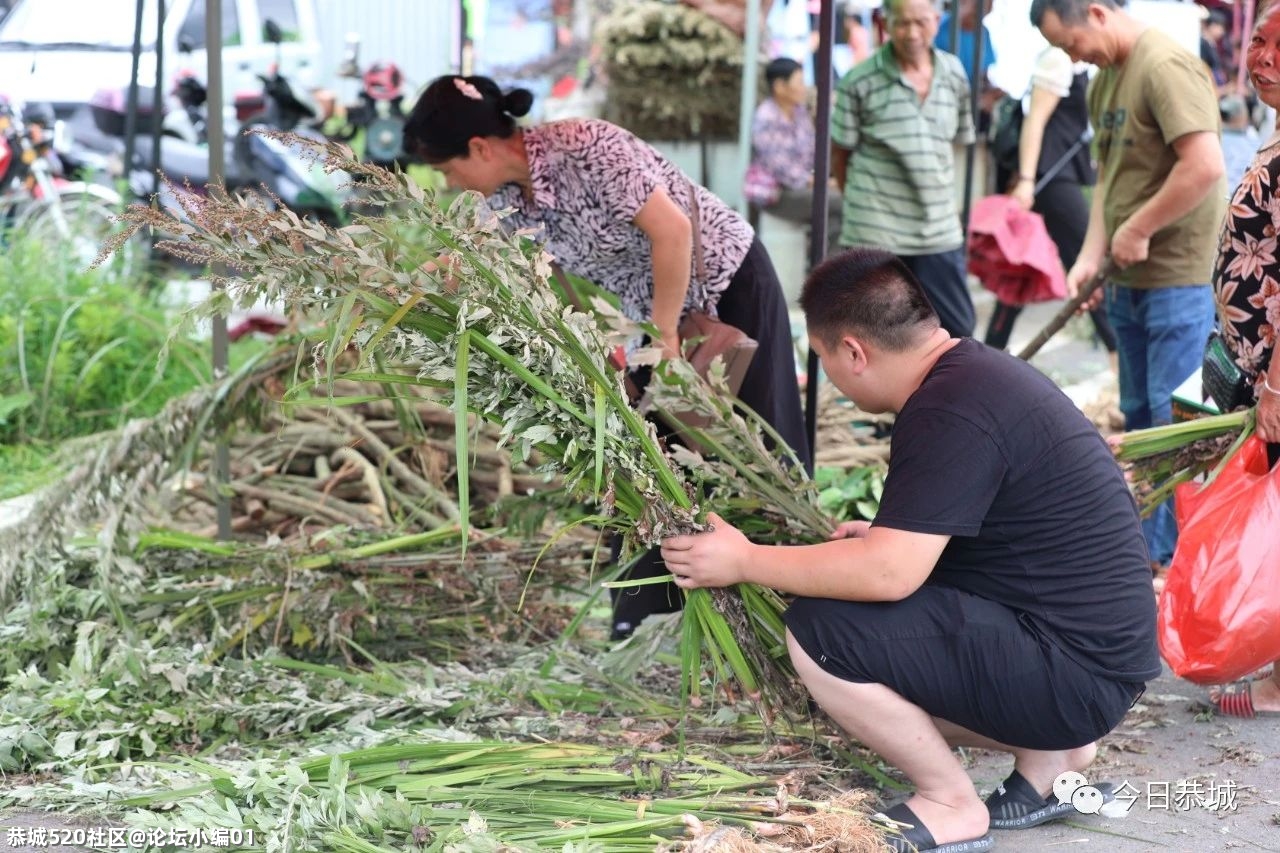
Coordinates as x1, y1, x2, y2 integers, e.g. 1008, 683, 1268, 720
1017, 259, 1117, 362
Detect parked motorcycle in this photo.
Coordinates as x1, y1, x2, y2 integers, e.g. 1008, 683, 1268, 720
329, 33, 410, 171
233, 20, 350, 224
163, 70, 210, 145
72, 20, 349, 230
0, 98, 133, 275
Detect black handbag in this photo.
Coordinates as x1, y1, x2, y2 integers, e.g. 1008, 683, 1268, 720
989, 94, 1023, 175
1202, 330, 1251, 411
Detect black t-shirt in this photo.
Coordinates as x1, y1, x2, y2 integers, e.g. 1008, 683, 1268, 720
874, 339, 1160, 683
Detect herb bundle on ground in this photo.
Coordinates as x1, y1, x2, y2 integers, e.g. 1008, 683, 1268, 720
99, 137, 828, 718
109, 738, 884, 852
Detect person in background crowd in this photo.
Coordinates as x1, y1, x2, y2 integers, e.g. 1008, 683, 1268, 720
661, 248, 1158, 853
1201, 7, 1231, 92
833, 0, 977, 338
985, 45, 1117, 360
1219, 93, 1260, 195
745, 57, 842, 244
937, 0, 1002, 124
1205, 0, 1280, 720
403, 75, 811, 641
937, 0, 995, 90
1033, 0, 1226, 572
845, 2, 873, 65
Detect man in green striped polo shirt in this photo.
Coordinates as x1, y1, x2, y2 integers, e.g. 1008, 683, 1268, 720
832, 0, 977, 337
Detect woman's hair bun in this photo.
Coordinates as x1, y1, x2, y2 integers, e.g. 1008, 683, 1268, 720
501, 88, 535, 118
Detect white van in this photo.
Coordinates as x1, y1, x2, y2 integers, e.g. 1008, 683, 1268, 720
0, 0, 322, 118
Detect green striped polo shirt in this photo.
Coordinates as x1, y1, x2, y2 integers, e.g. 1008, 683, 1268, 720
833, 44, 975, 255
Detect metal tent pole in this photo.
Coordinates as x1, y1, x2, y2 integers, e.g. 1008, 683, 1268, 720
960, 1, 983, 232
803, 0, 837, 473
122, 0, 145, 186
808, 4, 835, 279
151, 0, 164, 197
206, 0, 232, 540
948, 0, 960, 54
737, 0, 762, 215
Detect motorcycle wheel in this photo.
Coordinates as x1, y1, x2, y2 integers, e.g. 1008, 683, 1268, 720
16, 187, 140, 280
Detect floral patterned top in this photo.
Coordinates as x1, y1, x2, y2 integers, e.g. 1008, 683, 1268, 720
746, 98, 815, 205
1213, 131, 1280, 400
488, 119, 754, 324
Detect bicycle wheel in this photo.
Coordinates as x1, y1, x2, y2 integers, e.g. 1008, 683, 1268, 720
16, 185, 139, 279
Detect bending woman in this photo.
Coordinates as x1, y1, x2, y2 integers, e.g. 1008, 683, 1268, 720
403, 75, 811, 639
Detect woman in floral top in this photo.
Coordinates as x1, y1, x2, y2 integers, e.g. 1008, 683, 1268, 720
745, 58, 841, 237
404, 74, 810, 640
1206, 0, 1280, 719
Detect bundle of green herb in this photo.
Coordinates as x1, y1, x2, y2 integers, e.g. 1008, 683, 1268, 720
98, 138, 826, 717
1111, 409, 1254, 516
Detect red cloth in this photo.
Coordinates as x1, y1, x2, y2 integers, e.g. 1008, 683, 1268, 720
966, 195, 1067, 307
228, 313, 288, 342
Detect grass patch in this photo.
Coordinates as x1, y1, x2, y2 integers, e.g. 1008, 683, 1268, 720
0, 237, 270, 494
0, 442, 65, 501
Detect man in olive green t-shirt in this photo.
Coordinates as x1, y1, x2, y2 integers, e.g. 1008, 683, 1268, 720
1033, 0, 1225, 569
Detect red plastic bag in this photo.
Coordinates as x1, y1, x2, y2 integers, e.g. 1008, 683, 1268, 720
1158, 436, 1280, 684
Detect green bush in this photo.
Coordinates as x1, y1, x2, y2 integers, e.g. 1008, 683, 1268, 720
0, 238, 214, 447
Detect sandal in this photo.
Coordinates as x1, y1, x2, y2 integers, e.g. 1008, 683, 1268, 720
1211, 681, 1280, 719
985, 770, 1115, 829
872, 803, 994, 852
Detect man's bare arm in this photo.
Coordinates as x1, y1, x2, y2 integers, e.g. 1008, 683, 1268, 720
832, 144, 852, 195
660, 516, 949, 603
1110, 131, 1224, 267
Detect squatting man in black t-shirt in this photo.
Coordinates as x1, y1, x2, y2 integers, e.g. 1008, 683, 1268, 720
661, 247, 1161, 853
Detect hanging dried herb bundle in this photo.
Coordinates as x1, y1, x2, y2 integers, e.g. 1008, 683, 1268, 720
596, 0, 756, 140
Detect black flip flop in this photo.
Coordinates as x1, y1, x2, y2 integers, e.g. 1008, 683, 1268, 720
872, 802, 995, 852
985, 770, 1115, 829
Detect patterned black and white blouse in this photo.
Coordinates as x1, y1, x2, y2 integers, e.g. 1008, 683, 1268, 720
1213, 131, 1280, 398
488, 119, 754, 323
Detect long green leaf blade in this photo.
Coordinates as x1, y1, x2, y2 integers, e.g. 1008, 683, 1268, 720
455, 330, 471, 555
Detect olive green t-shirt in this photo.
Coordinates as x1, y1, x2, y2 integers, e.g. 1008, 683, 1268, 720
1088, 28, 1226, 288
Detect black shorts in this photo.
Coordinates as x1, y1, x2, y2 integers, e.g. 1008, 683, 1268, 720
784, 585, 1146, 751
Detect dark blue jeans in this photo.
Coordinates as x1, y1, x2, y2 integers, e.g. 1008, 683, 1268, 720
1105, 284, 1215, 564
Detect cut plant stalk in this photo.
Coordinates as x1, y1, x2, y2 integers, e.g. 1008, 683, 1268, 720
99, 136, 831, 719
1112, 409, 1253, 517
115, 738, 883, 852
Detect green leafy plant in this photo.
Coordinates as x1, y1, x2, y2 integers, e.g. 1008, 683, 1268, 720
0, 237, 247, 446
597, 0, 756, 140
92, 136, 829, 719
814, 466, 886, 522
